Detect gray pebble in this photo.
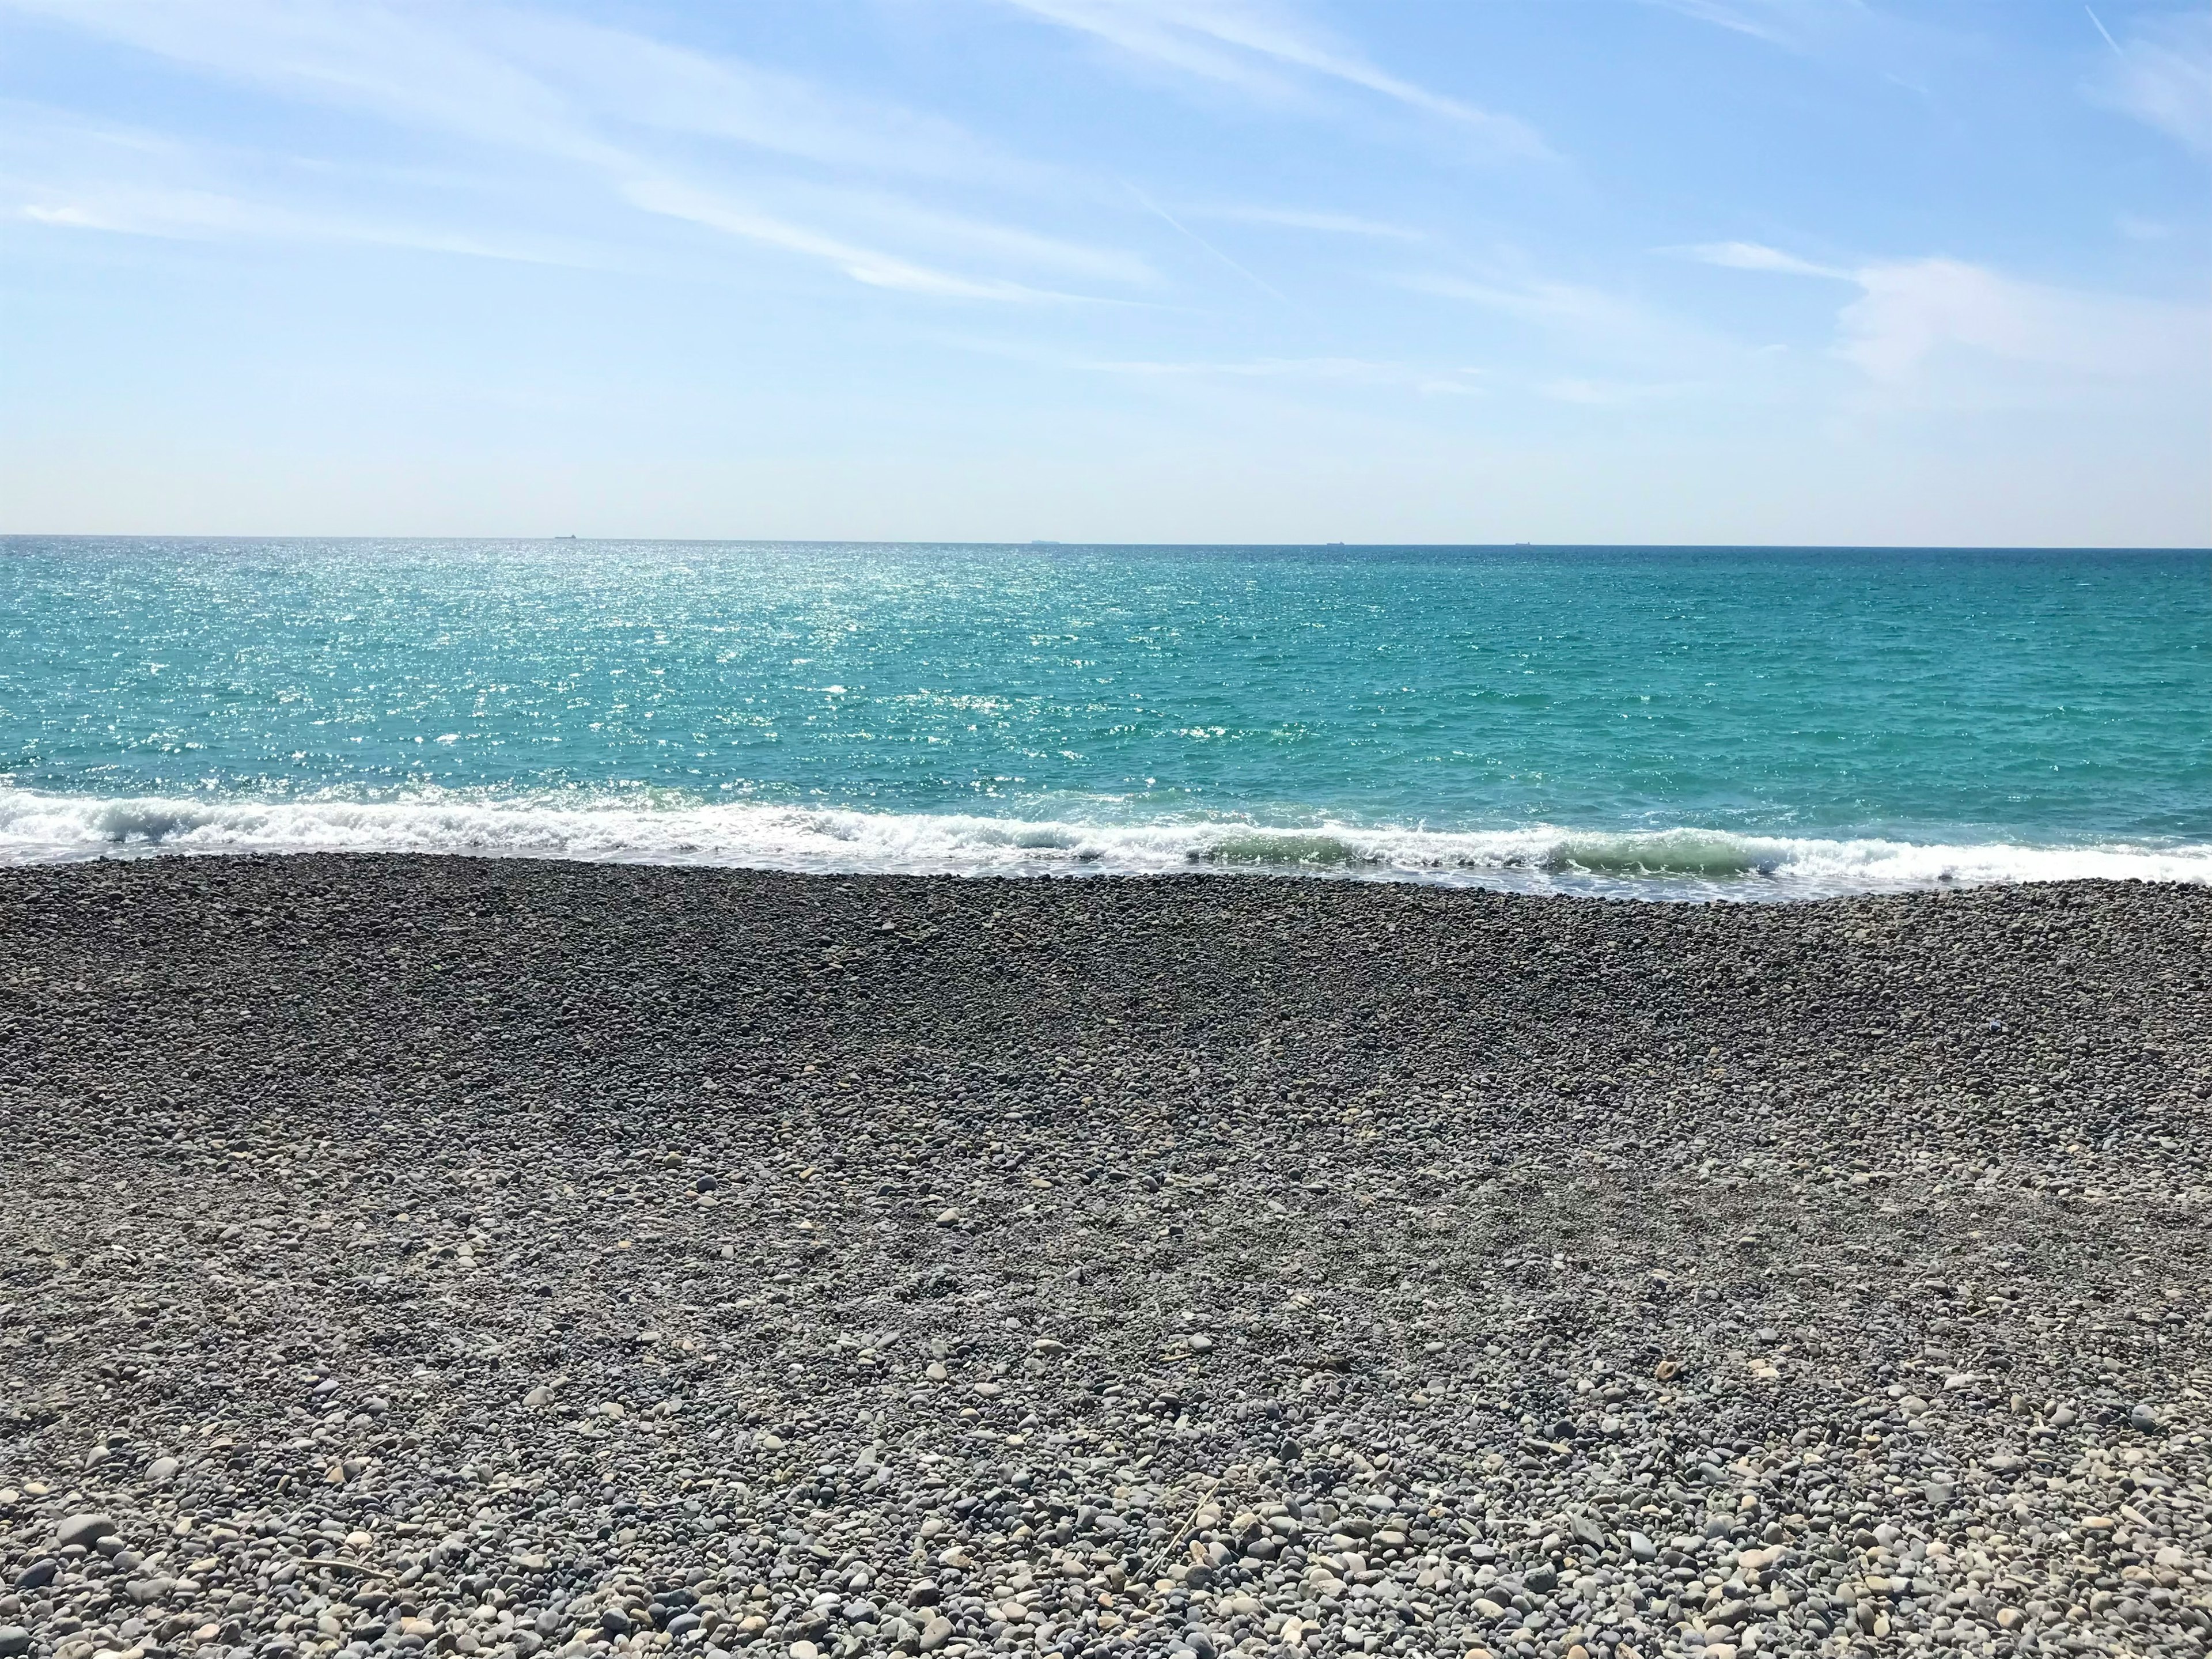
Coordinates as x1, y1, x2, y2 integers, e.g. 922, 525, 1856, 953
3, 862, 2209, 1659
55, 1513, 115, 1549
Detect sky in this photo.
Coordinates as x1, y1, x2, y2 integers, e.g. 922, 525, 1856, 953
2, 0, 2207, 545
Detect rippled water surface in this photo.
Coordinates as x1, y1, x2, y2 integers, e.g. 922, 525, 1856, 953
2, 539, 2205, 896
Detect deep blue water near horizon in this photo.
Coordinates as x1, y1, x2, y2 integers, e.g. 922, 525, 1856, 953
2, 537, 2206, 899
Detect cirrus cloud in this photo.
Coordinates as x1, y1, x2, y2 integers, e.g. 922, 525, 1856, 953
1681, 238, 2210, 392
2088, 7, 2212, 158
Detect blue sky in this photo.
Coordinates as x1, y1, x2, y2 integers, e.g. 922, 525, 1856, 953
3, 0, 2207, 544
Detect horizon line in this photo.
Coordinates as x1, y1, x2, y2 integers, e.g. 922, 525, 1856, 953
3, 534, 2207, 554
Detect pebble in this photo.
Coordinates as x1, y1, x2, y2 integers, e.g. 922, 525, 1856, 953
51, 1515, 113, 1550
0, 861, 2207, 1659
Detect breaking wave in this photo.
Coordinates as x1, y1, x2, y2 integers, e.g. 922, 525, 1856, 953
2, 786, 2207, 900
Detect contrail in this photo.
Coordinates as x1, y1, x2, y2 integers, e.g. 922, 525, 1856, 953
2084, 5, 2123, 55
1122, 180, 1298, 310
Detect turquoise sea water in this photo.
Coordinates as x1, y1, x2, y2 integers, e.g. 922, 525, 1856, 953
2, 538, 2206, 897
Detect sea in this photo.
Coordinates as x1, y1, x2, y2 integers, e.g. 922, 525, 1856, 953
2, 538, 2206, 900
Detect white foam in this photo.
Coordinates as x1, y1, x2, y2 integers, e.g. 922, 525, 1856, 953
0, 786, 2205, 900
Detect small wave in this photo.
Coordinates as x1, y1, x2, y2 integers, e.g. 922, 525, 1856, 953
1541, 830, 1772, 878
0, 786, 2206, 900
1203, 832, 1368, 868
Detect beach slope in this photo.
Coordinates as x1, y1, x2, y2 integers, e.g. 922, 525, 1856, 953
1, 858, 2207, 1659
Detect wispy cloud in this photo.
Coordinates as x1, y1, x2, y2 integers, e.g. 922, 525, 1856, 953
1535, 377, 1697, 406
2117, 212, 2175, 241
1677, 240, 1847, 279
1194, 204, 1425, 241
1088, 355, 1480, 395
622, 178, 1088, 302
996, 0, 1548, 158
781, 184, 1156, 285
1642, 0, 1975, 100
2087, 8, 2212, 157
1839, 256, 2207, 384
0, 103, 607, 263
1401, 271, 1698, 349
1687, 235, 2211, 389
14, 177, 595, 266
494, 14, 1056, 190
1396, 267, 1744, 389
2, 0, 616, 167
1640, 0, 1811, 50
0, 0, 1142, 301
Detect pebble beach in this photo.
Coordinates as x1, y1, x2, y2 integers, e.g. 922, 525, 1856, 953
2, 856, 2209, 1659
